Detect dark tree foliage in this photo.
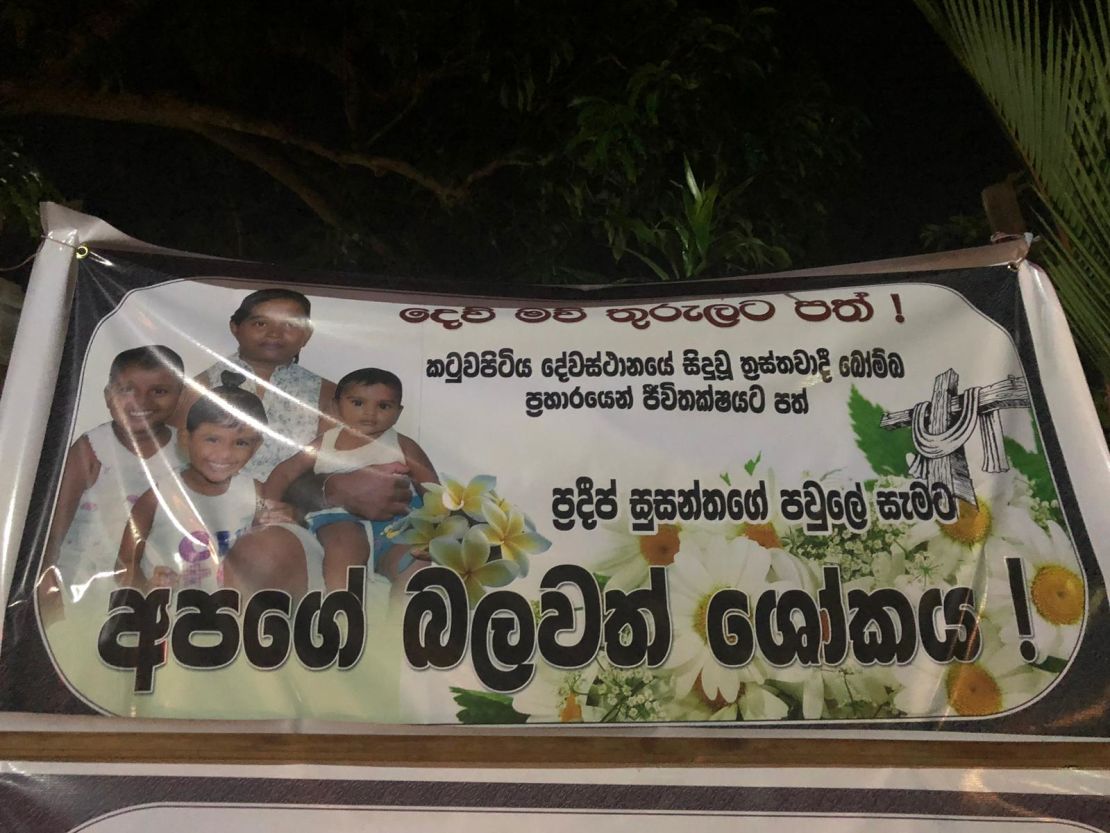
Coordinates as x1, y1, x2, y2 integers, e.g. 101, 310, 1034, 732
0, 0, 863, 282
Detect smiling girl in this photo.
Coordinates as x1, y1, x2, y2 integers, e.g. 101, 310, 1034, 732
119, 372, 269, 591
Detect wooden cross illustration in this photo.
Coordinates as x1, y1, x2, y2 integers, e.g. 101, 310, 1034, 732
881, 369, 1030, 506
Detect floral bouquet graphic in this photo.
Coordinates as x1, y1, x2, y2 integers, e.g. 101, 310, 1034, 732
388, 475, 553, 606
445, 384, 1082, 725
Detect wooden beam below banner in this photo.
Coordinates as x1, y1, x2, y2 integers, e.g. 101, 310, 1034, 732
0, 732, 1108, 769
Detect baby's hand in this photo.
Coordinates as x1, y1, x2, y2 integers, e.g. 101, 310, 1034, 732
256, 498, 298, 526
148, 566, 180, 589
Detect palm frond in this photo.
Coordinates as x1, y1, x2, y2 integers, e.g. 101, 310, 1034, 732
915, 0, 1110, 374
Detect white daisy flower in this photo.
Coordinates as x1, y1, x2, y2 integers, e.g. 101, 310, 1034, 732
590, 522, 683, 592
985, 519, 1083, 662
898, 473, 1049, 585
668, 531, 781, 703
669, 680, 790, 722
511, 662, 603, 724
590, 466, 784, 593
770, 659, 896, 719
891, 620, 1052, 717
719, 465, 789, 551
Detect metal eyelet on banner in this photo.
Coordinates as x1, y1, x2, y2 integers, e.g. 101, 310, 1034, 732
991, 231, 1033, 271
44, 236, 90, 257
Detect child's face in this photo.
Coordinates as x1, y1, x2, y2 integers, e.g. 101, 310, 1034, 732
229, 298, 312, 366
104, 366, 183, 434
184, 422, 261, 486
338, 383, 402, 438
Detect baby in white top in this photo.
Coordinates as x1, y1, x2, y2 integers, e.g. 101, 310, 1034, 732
264, 368, 437, 590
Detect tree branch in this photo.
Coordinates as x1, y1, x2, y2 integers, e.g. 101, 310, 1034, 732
196, 127, 390, 259
0, 82, 508, 203
461, 156, 536, 189
197, 129, 342, 227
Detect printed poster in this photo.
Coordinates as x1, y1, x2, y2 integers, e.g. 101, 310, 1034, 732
1, 763, 1109, 832
0, 207, 1106, 734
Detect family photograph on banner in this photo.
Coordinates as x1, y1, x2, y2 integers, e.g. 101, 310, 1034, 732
0, 207, 1105, 735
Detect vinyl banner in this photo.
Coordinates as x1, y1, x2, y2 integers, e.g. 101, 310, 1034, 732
0, 209, 1107, 734
3, 763, 1110, 832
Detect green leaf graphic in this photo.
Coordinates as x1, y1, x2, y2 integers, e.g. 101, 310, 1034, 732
1004, 426, 1056, 506
451, 687, 528, 724
1035, 656, 1068, 675
743, 452, 762, 476
848, 386, 917, 477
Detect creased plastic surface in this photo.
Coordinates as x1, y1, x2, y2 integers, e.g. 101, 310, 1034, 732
0, 207, 1106, 736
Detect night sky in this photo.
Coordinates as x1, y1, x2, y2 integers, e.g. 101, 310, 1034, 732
779, 0, 1018, 264
2, 1, 1020, 279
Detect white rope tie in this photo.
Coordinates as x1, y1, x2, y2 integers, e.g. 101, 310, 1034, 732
908, 386, 981, 478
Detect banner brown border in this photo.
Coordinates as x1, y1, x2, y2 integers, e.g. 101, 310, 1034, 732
1, 733, 1109, 769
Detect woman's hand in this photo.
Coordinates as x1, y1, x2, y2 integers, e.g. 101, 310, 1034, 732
324, 462, 414, 520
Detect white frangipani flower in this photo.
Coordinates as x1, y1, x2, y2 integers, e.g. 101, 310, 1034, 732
476, 499, 551, 577
421, 474, 497, 521
429, 525, 518, 607
390, 514, 470, 555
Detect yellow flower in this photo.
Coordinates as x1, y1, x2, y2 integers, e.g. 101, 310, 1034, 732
391, 515, 470, 555
477, 499, 551, 577
430, 526, 518, 607
423, 475, 497, 521
407, 494, 451, 524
